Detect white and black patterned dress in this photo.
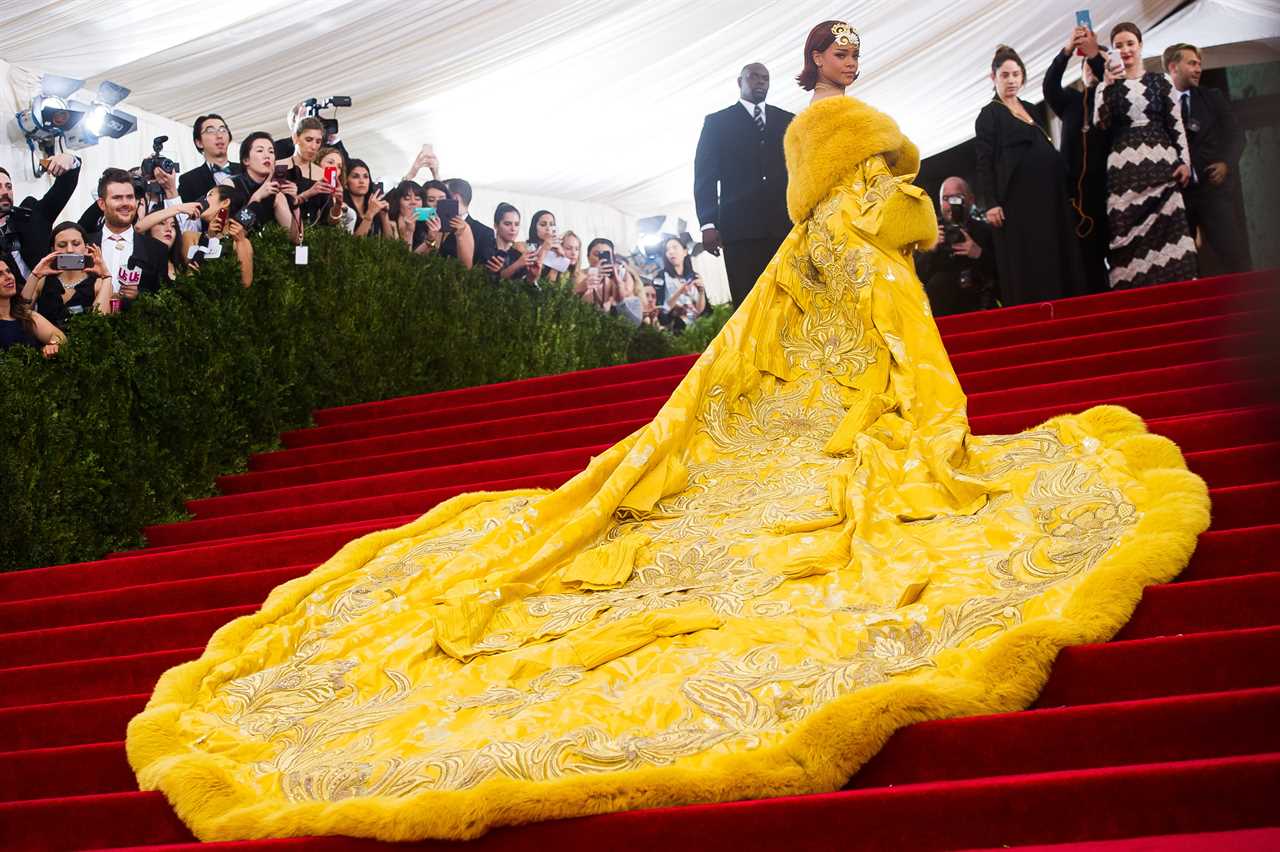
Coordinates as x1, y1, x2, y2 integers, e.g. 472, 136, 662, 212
1095, 72, 1197, 287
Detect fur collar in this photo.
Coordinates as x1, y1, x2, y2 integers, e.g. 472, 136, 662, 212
784, 96, 922, 224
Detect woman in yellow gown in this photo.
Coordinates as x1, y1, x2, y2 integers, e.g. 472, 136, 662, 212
127, 21, 1209, 842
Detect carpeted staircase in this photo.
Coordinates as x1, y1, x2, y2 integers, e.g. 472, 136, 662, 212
1, 271, 1278, 851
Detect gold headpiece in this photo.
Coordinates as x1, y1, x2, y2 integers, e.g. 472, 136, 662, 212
831, 22, 860, 50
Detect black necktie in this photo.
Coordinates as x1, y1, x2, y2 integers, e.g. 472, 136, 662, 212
753, 104, 765, 133
1180, 91, 1191, 129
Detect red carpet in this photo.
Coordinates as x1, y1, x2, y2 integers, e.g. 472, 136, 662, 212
1, 271, 1278, 850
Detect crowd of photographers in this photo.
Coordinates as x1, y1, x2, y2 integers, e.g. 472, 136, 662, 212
0, 110, 712, 356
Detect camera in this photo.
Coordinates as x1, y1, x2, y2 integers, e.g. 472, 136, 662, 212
943, 195, 970, 246
140, 135, 179, 195
54, 253, 90, 271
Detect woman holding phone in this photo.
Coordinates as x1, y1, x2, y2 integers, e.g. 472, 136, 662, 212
975, 45, 1084, 305
657, 235, 708, 331
386, 181, 429, 252
527, 210, 569, 282
315, 148, 356, 231
345, 159, 390, 238
22, 223, 112, 328
485, 203, 538, 281
1094, 22, 1196, 287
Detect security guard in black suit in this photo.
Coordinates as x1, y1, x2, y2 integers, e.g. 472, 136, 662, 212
1165, 43, 1250, 274
694, 64, 795, 307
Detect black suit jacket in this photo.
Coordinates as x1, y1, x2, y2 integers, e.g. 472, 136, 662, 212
1181, 85, 1244, 178
89, 229, 170, 296
178, 162, 242, 202
6, 165, 81, 272
693, 102, 794, 243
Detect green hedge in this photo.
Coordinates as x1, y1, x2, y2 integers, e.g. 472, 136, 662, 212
0, 227, 727, 571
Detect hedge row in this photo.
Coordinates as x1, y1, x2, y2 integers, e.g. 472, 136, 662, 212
1, 227, 728, 571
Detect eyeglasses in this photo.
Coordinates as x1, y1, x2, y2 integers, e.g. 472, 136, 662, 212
201, 126, 230, 136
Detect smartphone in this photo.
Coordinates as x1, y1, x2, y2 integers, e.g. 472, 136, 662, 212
435, 198, 460, 224
1075, 10, 1093, 55
234, 207, 258, 230
323, 165, 339, 188
599, 249, 614, 266
414, 207, 437, 222
54, 253, 89, 271
213, 207, 229, 232
371, 181, 384, 197
272, 164, 291, 182
1107, 51, 1124, 74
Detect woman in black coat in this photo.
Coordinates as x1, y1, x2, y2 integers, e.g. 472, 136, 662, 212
975, 45, 1085, 306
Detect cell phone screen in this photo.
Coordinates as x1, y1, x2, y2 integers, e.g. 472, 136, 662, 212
272, 164, 290, 182
414, 207, 436, 222
1075, 9, 1092, 29
436, 198, 460, 224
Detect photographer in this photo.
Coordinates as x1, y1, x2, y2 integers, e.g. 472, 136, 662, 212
575, 237, 639, 312
179, 114, 240, 202
914, 177, 998, 316
180, 185, 254, 287
0, 152, 81, 277
233, 131, 294, 236
22, 223, 112, 329
657, 236, 709, 333
344, 159, 389, 238
485, 203, 539, 282
443, 178, 497, 269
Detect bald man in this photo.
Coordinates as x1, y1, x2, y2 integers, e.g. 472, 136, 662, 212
694, 63, 794, 307
914, 177, 998, 316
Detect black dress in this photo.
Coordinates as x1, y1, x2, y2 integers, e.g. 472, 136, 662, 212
1095, 73, 1197, 288
975, 99, 1086, 306
0, 317, 40, 351
34, 273, 99, 330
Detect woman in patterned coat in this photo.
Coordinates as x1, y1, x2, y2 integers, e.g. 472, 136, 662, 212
1095, 21, 1197, 287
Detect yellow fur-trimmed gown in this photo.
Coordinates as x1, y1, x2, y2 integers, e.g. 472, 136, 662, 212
127, 97, 1210, 842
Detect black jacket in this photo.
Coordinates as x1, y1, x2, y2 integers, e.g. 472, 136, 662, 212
693, 102, 793, 243
88, 229, 171, 297
1180, 85, 1244, 178
178, 162, 242, 202
974, 99, 1051, 207
1043, 50, 1108, 190
4, 164, 81, 272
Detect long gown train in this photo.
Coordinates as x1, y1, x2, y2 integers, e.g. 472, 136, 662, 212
127, 97, 1209, 842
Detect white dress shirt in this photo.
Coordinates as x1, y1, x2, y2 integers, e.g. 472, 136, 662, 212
100, 225, 138, 293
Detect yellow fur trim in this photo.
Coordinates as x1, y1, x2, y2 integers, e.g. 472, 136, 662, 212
126, 405, 1209, 842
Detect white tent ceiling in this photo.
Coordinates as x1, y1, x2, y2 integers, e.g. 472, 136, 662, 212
6, 0, 1242, 220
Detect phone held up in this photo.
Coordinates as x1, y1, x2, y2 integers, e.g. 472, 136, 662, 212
435, 198, 460, 225
323, 165, 340, 189
413, 207, 437, 222
1075, 9, 1092, 56
272, 164, 291, 183
54, 253, 89, 271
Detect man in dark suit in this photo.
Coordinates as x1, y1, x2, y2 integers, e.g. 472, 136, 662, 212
89, 168, 170, 305
1164, 43, 1250, 274
444, 178, 498, 268
0, 152, 81, 277
694, 63, 794, 307
179, 113, 241, 202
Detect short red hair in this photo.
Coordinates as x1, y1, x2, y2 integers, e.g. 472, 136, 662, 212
796, 20, 844, 91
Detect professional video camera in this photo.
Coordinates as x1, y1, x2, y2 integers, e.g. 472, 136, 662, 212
140, 135, 179, 195
289, 96, 352, 142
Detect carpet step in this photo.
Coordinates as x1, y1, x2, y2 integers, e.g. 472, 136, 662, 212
933, 270, 1273, 335
191, 445, 601, 520
281, 376, 683, 449
7, 683, 1277, 806
0, 694, 149, 753
1184, 441, 1280, 489
948, 310, 1264, 374
5, 752, 1278, 852
943, 291, 1268, 354
954, 827, 1280, 852
312, 354, 697, 427
4, 618, 1277, 714
7, 560, 1274, 667
969, 378, 1272, 434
